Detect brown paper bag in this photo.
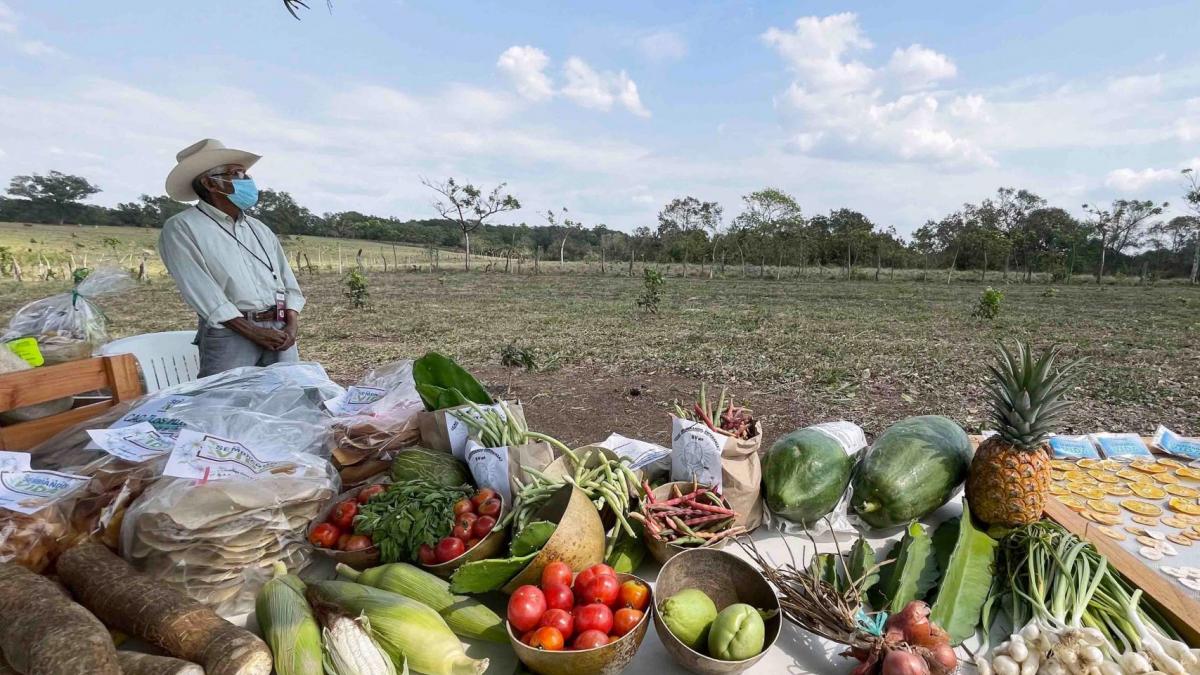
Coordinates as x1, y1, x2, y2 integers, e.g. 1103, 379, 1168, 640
416, 401, 525, 453
670, 416, 764, 531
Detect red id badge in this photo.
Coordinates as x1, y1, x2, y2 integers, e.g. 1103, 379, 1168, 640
275, 290, 286, 322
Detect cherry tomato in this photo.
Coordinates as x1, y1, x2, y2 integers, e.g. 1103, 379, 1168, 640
464, 537, 480, 550
330, 500, 358, 530
435, 536, 465, 563
618, 580, 649, 611
573, 564, 616, 595
541, 561, 573, 589
542, 582, 574, 612
453, 512, 477, 540
453, 498, 475, 516
612, 608, 644, 637
477, 498, 502, 518
574, 603, 613, 635
538, 608, 574, 641
579, 574, 620, 607
507, 585, 547, 633
471, 488, 497, 508
308, 523, 340, 548
529, 626, 564, 651
343, 535, 373, 552
417, 544, 438, 565
472, 515, 496, 539
572, 629, 610, 651
336, 533, 350, 550
357, 485, 386, 504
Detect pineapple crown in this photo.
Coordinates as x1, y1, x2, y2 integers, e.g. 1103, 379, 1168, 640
986, 341, 1084, 450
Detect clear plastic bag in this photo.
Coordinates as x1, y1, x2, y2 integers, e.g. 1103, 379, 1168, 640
118, 410, 337, 616
762, 421, 867, 538
1, 268, 136, 364
327, 360, 422, 483
0, 468, 91, 572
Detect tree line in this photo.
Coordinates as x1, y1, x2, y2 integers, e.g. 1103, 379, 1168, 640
3, 169, 1199, 284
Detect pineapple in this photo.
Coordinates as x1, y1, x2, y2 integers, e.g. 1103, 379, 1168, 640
966, 342, 1083, 527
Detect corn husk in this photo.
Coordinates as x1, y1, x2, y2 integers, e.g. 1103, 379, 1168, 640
336, 563, 506, 643
309, 597, 398, 675
255, 563, 323, 675
308, 581, 487, 675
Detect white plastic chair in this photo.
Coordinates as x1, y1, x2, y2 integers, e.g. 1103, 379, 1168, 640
97, 330, 200, 393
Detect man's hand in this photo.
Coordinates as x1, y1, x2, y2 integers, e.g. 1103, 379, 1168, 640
276, 310, 300, 351
223, 317, 288, 351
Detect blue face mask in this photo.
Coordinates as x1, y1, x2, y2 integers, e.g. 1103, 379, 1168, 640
216, 177, 259, 210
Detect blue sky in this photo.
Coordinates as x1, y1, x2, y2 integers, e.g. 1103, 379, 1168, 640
1, 1, 1197, 235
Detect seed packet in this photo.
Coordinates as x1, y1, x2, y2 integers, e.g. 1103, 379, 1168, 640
1048, 435, 1100, 459
1152, 426, 1200, 461
1091, 433, 1153, 460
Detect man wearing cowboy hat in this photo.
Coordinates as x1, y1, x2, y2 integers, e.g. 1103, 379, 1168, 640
159, 138, 305, 377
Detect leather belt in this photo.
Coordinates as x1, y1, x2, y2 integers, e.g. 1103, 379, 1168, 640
244, 308, 278, 322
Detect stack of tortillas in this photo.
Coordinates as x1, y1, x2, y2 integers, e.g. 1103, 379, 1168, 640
121, 468, 335, 616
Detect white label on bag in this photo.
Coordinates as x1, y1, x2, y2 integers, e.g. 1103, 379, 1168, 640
325, 385, 388, 416
598, 433, 670, 471
809, 421, 867, 454
464, 440, 512, 504
164, 430, 298, 481
448, 404, 508, 459
0, 452, 31, 473
1152, 425, 1200, 460
670, 417, 725, 490
1048, 434, 1100, 459
87, 422, 175, 462
1090, 433, 1153, 460
85, 395, 191, 452
0, 469, 89, 515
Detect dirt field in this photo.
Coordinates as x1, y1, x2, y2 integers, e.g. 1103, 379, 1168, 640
2, 268, 1196, 447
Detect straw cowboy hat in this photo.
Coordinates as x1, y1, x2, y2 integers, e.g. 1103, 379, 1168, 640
165, 138, 261, 202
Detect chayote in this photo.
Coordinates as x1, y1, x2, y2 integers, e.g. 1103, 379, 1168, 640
661, 588, 718, 651
707, 603, 766, 661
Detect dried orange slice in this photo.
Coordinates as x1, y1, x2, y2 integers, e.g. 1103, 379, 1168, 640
1096, 526, 1125, 541
1087, 499, 1120, 515
1051, 459, 1078, 471
1167, 533, 1193, 547
1048, 483, 1069, 495
1068, 485, 1107, 499
1165, 484, 1200, 498
1097, 459, 1124, 472
1175, 467, 1200, 481
1101, 484, 1133, 496
1168, 498, 1200, 516
1121, 499, 1164, 516
1088, 470, 1120, 484
1131, 514, 1162, 527
1076, 458, 1102, 469
1063, 470, 1089, 482
1125, 525, 1149, 536
1130, 483, 1168, 499
1056, 495, 1087, 511
1082, 510, 1122, 525
1051, 471, 1068, 482
1162, 516, 1193, 529
1186, 530, 1200, 541
1117, 468, 1152, 482
1154, 473, 1181, 485
1136, 534, 1164, 547
1156, 457, 1185, 468
1132, 460, 1169, 474
1175, 513, 1200, 525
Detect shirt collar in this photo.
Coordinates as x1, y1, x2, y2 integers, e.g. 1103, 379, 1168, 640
196, 199, 244, 227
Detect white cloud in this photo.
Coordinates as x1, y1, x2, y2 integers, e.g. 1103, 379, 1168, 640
637, 30, 687, 63
0, 2, 61, 58
561, 57, 650, 117
765, 13, 989, 167
1105, 159, 1200, 192
1107, 74, 1163, 96
887, 44, 956, 90
497, 46, 554, 102
16, 39, 60, 57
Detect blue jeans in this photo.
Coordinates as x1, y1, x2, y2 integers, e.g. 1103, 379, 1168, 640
194, 316, 298, 378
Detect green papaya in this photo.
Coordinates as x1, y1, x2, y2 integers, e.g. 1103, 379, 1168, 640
762, 427, 853, 525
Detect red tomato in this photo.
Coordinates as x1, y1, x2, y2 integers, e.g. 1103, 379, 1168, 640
357, 485, 386, 504
471, 488, 496, 508
308, 523, 340, 548
507, 585, 547, 633
538, 608, 574, 641
608, 635, 620, 644
417, 544, 438, 565
579, 574, 620, 607
453, 513, 477, 540
330, 500, 358, 530
477, 498, 502, 517
574, 603, 613, 635
520, 629, 536, 645
344, 535, 373, 552
435, 536, 465, 563
529, 626, 564, 651
573, 630, 610, 650
472, 515, 496, 539
541, 561, 573, 589
336, 534, 350, 550
573, 564, 616, 594
612, 608, 644, 637
542, 582, 574, 612
464, 537, 480, 550
453, 498, 475, 516
618, 580, 649, 611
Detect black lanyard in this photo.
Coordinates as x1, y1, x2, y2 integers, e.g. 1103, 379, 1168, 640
194, 206, 276, 279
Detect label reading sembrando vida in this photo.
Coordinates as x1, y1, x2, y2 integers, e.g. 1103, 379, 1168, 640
163, 430, 296, 481
0, 469, 89, 515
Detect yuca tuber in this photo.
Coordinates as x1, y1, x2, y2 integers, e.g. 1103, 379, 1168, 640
56, 541, 271, 675
115, 652, 204, 675
0, 562, 121, 674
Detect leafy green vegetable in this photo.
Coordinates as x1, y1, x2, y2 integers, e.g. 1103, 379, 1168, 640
930, 503, 998, 645
413, 352, 494, 411
353, 480, 472, 563
510, 521, 556, 557
390, 448, 470, 488
846, 537, 879, 596
870, 522, 936, 612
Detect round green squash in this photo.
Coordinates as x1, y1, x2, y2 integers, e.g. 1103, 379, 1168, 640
850, 415, 971, 529
762, 428, 853, 525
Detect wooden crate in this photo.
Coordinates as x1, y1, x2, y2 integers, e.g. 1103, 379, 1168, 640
0, 354, 143, 450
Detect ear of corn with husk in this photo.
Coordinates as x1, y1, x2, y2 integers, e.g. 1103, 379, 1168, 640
308, 594, 399, 675
336, 563, 506, 643
256, 562, 324, 675
308, 581, 488, 675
